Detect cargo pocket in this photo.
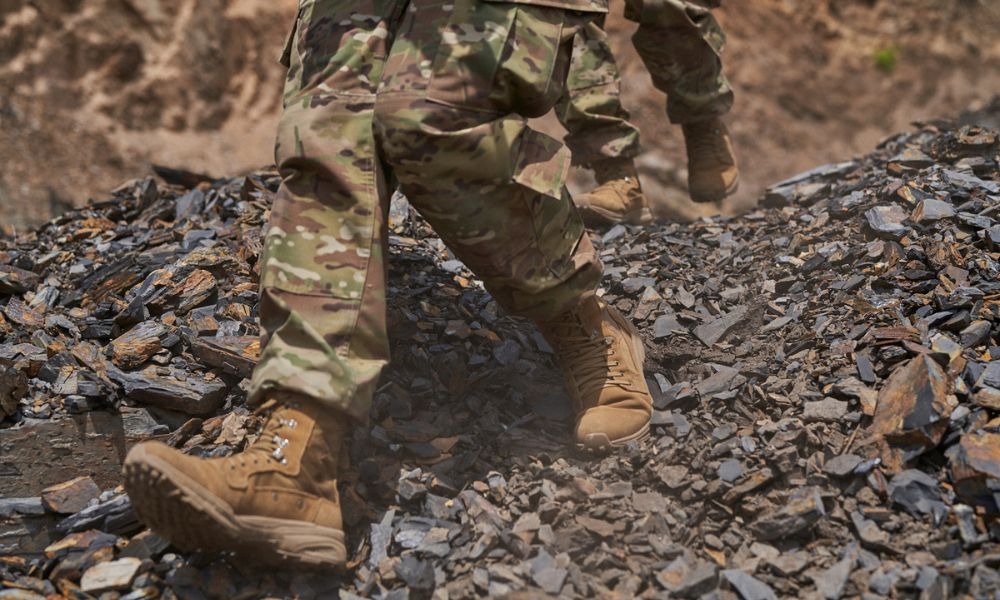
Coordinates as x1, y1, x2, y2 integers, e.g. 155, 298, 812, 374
263, 94, 380, 299
427, 0, 567, 116
426, 0, 516, 109
513, 128, 571, 201
513, 128, 579, 279
291, 0, 389, 96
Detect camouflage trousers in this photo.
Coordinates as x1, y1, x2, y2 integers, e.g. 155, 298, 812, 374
625, 0, 733, 124
248, 0, 604, 420
557, 0, 733, 165
557, 18, 640, 166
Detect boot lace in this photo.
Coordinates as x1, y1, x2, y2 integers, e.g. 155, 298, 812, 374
247, 399, 299, 465
686, 122, 731, 165
548, 314, 630, 407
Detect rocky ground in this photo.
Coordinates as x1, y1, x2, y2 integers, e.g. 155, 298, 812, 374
1, 116, 1000, 599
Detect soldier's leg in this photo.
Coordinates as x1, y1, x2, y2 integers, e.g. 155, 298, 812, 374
375, 0, 653, 449
558, 19, 640, 166
624, 0, 739, 202
124, 1, 404, 568
557, 20, 652, 226
624, 0, 732, 124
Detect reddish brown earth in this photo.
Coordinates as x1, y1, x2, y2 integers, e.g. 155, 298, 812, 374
1, 0, 998, 229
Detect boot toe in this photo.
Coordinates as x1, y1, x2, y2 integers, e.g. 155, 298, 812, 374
575, 405, 651, 450
689, 168, 740, 203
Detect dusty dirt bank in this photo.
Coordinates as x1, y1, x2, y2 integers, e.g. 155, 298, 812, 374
1, 0, 998, 229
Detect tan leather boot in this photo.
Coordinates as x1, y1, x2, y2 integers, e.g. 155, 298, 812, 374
538, 295, 653, 451
123, 394, 348, 568
682, 118, 739, 203
575, 157, 653, 227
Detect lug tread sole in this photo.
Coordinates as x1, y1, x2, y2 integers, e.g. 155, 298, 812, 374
123, 446, 346, 569
580, 204, 654, 227
577, 422, 651, 453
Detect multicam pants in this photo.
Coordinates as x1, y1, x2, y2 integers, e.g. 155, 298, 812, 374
626, 0, 733, 124
248, 0, 605, 420
557, 18, 640, 166
557, 0, 733, 165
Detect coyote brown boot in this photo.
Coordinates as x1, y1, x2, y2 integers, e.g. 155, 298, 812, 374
123, 395, 348, 568
539, 295, 653, 451
682, 118, 739, 203
575, 157, 653, 227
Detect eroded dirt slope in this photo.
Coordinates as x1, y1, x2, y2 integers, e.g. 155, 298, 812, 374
0, 0, 292, 229
1, 0, 999, 229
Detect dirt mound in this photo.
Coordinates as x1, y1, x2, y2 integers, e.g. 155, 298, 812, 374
1, 0, 999, 229
0, 0, 294, 229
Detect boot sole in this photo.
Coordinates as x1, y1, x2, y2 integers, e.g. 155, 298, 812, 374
580, 205, 654, 228
123, 446, 347, 569
690, 173, 740, 203
575, 310, 653, 453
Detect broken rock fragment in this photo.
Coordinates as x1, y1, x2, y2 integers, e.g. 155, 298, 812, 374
722, 569, 777, 600
0, 362, 28, 418
0, 264, 40, 295
872, 355, 955, 467
189, 336, 259, 378
948, 432, 1000, 512
41, 476, 101, 514
110, 366, 227, 416
887, 469, 947, 521
80, 557, 144, 594
802, 397, 849, 423
910, 198, 956, 223
865, 204, 910, 239
693, 305, 750, 346
813, 555, 853, 600
823, 454, 863, 478
750, 487, 826, 541
656, 556, 718, 598
110, 320, 177, 369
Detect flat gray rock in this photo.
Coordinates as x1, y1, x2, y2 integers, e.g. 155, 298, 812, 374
722, 569, 778, 600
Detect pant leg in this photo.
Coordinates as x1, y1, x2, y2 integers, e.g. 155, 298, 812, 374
624, 0, 733, 124
248, 1, 406, 421
556, 19, 642, 165
374, 0, 603, 320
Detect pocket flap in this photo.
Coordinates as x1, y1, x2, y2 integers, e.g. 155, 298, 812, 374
513, 128, 571, 201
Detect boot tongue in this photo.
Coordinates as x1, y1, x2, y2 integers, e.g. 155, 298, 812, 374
575, 296, 605, 333
685, 120, 733, 165
545, 297, 601, 340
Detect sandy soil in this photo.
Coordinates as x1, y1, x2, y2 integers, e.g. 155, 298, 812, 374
1, 0, 998, 229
